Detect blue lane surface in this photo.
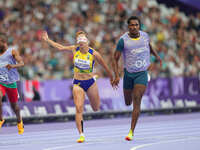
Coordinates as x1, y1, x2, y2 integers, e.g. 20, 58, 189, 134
0, 113, 200, 150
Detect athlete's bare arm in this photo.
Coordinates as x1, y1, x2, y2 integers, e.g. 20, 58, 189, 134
112, 50, 121, 86
6, 50, 24, 70
149, 43, 162, 67
42, 31, 76, 52
93, 51, 114, 84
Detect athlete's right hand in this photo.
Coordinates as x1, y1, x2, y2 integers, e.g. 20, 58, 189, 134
41, 31, 49, 41
109, 75, 114, 87
6, 64, 15, 70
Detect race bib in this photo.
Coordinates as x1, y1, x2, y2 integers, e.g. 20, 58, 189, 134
74, 58, 90, 70
135, 60, 146, 68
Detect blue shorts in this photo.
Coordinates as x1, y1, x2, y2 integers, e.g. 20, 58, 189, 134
123, 69, 148, 89
73, 77, 95, 92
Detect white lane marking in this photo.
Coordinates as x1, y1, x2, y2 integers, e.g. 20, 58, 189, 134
44, 136, 200, 150
43, 140, 112, 150
1, 125, 200, 144
1, 131, 200, 147
130, 137, 200, 150
1, 124, 200, 140
2, 121, 200, 139
2, 118, 200, 138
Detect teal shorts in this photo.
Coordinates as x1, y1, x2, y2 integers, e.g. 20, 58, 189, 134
123, 69, 148, 89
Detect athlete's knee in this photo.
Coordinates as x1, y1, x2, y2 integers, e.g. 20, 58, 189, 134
15, 107, 20, 113
11, 103, 19, 112
76, 105, 84, 114
133, 107, 141, 116
133, 94, 142, 105
90, 100, 100, 111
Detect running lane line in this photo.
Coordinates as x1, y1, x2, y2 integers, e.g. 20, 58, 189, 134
130, 137, 200, 150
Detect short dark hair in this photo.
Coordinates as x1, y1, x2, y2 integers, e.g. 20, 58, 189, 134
127, 16, 141, 26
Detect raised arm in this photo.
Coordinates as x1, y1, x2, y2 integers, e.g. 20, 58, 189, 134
41, 31, 76, 52
93, 51, 114, 84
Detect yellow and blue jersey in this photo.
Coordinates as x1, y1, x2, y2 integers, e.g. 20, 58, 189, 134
73, 47, 95, 73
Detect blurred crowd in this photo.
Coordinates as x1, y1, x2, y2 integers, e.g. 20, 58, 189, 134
0, 0, 199, 80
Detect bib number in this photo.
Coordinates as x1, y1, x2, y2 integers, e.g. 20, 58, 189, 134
135, 60, 146, 68
75, 59, 90, 70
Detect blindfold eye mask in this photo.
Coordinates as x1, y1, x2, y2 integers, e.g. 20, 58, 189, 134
77, 36, 88, 43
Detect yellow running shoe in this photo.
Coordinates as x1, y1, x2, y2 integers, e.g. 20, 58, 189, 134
125, 130, 133, 141
17, 121, 24, 134
77, 135, 85, 143
0, 119, 5, 128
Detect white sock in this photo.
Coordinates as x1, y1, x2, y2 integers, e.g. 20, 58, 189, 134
80, 133, 85, 137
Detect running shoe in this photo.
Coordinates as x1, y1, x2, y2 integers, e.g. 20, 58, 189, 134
77, 135, 85, 143
0, 119, 5, 128
125, 130, 133, 141
17, 121, 24, 134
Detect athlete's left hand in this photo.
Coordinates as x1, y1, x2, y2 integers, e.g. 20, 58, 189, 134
6, 64, 15, 70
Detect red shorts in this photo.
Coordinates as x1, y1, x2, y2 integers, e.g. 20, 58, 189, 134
0, 84, 18, 103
